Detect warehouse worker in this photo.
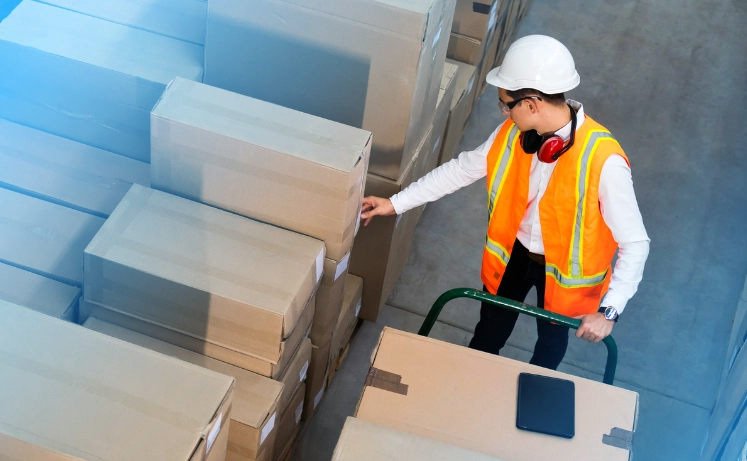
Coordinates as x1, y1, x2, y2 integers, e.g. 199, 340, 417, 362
360, 35, 649, 370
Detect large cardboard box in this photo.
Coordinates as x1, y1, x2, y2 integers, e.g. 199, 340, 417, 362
39, 0, 208, 45
204, 0, 454, 180
0, 299, 234, 461
83, 318, 282, 461
151, 78, 371, 262
0, 432, 85, 461
303, 340, 333, 421
273, 383, 306, 461
448, 32, 485, 66
0, 188, 104, 286
0, 1, 203, 163
439, 59, 478, 166
310, 255, 350, 346
0, 119, 150, 218
451, 0, 500, 40
332, 275, 363, 363
0, 262, 80, 322
356, 328, 639, 461
419, 62, 459, 178
84, 184, 325, 365
276, 338, 312, 414
333, 417, 503, 460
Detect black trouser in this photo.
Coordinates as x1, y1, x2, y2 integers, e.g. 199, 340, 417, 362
468, 240, 569, 370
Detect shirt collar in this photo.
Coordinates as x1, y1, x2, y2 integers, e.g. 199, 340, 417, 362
555, 100, 585, 141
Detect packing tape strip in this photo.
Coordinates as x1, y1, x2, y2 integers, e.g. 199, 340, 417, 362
364, 367, 408, 396
602, 427, 634, 451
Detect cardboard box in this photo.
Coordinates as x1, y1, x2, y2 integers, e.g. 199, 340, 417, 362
204, 0, 454, 180
273, 383, 306, 461
151, 78, 371, 261
356, 328, 639, 461
331, 274, 363, 362
277, 338, 312, 414
0, 432, 84, 461
39, 0, 208, 45
419, 62, 459, 178
333, 417, 503, 460
473, 19, 503, 103
84, 184, 325, 365
452, 0, 500, 40
0, 119, 150, 218
0, 1, 203, 162
83, 318, 282, 461
0, 262, 80, 322
0, 299, 234, 461
310, 255, 350, 346
439, 59, 478, 166
447, 32, 485, 66
0, 188, 104, 286
303, 340, 333, 422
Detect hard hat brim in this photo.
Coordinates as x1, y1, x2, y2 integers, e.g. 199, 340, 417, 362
486, 66, 580, 94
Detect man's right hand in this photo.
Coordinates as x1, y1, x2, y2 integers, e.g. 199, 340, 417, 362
360, 196, 396, 226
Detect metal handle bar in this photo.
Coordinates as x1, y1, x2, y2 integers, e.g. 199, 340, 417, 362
417, 288, 618, 385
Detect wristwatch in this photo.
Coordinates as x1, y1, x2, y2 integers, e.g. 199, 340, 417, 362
598, 306, 619, 322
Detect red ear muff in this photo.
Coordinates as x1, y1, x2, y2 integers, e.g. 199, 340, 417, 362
537, 136, 565, 163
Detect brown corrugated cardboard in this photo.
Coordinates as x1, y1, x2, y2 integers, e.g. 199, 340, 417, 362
0, 119, 150, 218
448, 32, 485, 66
82, 318, 282, 461
356, 328, 639, 461
151, 78, 370, 262
204, 0, 454, 181
420, 62, 459, 178
439, 59, 478, 166
333, 417, 504, 460
310, 255, 350, 345
84, 184, 325, 364
474, 21, 502, 102
0, 298, 234, 461
0, 432, 84, 461
0, 188, 104, 286
332, 275, 363, 362
277, 338, 312, 414
0, 261, 80, 322
303, 340, 332, 421
452, 0, 500, 40
87, 295, 314, 378
273, 382, 306, 461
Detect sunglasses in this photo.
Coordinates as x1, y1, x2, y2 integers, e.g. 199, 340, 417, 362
498, 95, 542, 113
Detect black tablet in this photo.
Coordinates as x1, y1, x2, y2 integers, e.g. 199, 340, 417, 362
516, 372, 575, 439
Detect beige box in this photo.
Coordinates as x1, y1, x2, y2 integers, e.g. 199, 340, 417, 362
0, 261, 80, 322
84, 184, 324, 365
419, 62, 459, 178
333, 417, 504, 460
0, 432, 85, 461
0, 119, 150, 218
151, 78, 371, 262
356, 328, 639, 461
277, 338, 312, 414
452, 0, 500, 40
0, 299, 234, 461
448, 32, 485, 66
439, 59, 478, 166
332, 274, 363, 363
310, 255, 350, 346
204, 0, 454, 181
273, 382, 306, 461
474, 21, 503, 103
0, 188, 104, 286
83, 318, 282, 461
303, 340, 333, 422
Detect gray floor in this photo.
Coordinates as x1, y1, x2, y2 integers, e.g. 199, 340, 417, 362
291, 0, 747, 459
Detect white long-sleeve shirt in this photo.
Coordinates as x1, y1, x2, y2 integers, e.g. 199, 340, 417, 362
390, 101, 649, 314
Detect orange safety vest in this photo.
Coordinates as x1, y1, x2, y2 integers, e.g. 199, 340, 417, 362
482, 115, 629, 318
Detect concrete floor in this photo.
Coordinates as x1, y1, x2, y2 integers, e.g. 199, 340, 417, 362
291, 0, 747, 460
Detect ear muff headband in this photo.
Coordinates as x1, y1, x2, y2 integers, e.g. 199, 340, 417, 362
519, 103, 577, 163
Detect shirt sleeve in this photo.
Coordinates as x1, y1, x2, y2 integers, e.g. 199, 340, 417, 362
389, 125, 500, 214
598, 154, 650, 315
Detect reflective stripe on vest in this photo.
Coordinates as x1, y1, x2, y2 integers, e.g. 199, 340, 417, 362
486, 236, 510, 266
487, 125, 520, 218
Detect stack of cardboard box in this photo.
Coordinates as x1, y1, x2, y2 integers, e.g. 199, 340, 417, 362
438, 59, 479, 166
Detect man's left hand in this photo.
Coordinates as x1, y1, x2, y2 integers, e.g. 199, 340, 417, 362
574, 313, 614, 343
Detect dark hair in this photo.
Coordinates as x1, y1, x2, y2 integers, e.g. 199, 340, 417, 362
506, 88, 566, 107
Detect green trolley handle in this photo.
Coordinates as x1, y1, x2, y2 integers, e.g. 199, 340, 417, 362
418, 288, 618, 385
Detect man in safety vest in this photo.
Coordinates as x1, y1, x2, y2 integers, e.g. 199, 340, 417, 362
360, 35, 649, 370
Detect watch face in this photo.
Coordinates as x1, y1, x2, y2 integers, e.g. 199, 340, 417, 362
605, 307, 618, 320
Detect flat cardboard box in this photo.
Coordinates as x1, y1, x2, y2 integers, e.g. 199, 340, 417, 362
273, 383, 306, 461
333, 417, 504, 460
82, 318, 281, 461
356, 328, 639, 461
419, 62, 458, 178
451, 0, 500, 40
302, 340, 332, 422
0, 119, 150, 218
39, 0, 208, 45
0, 432, 84, 461
0, 298, 233, 461
332, 274, 363, 361
84, 184, 324, 364
310, 255, 350, 346
0, 262, 80, 322
204, 0, 453, 180
151, 78, 371, 261
0, 188, 105, 286
277, 338, 312, 414
439, 59, 478, 166
0, 1, 203, 162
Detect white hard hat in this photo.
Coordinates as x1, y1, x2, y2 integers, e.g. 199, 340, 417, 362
486, 35, 580, 94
